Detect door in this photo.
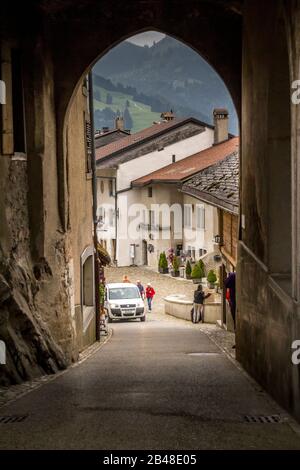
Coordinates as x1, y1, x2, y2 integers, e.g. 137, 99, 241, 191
142, 240, 148, 265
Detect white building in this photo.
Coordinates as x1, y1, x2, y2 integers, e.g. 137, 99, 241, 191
96, 116, 214, 264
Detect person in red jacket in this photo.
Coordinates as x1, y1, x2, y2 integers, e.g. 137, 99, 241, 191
146, 283, 155, 312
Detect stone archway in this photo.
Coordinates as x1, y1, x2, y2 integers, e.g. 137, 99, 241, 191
1, 0, 300, 423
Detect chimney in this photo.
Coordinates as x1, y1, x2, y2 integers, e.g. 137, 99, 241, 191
213, 108, 229, 144
160, 110, 175, 122
115, 116, 124, 131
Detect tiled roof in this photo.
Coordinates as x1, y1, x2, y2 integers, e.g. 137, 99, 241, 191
95, 117, 212, 162
132, 137, 239, 186
181, 144, 239, 214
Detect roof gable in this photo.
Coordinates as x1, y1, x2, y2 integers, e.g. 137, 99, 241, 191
95, 117, 213, 164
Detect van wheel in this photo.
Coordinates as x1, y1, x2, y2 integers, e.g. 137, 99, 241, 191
140, 316, 146, 322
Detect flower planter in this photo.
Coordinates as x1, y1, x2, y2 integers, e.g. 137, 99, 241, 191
192, 278, 202, 284
159, 267, 169, 274
171, 270, 180, 277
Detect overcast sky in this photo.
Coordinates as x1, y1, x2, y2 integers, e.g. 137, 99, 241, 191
126, 31, 166, 47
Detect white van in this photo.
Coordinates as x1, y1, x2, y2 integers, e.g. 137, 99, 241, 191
105, 283, 145, 322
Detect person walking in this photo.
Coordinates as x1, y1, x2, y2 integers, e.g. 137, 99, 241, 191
123, 275, 131, 283
146, 283, 155, 312
136, 280, 145, 300
193, 284, 211, 323
225, 272, 236, 329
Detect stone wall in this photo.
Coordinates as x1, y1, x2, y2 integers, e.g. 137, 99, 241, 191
0, 7, 94, 384
237, 0, 300, 421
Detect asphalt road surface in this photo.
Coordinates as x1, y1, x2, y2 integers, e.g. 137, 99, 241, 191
0, 311, 300, 449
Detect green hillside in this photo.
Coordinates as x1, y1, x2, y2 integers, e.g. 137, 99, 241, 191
93, 84, 161, 133
93, 35, 239, 134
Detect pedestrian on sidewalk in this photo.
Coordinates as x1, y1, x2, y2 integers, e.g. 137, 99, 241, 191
136, 280, 145, 300
123, 275, 131, 283
146, 283, 155, 311
193, 284, 211, 323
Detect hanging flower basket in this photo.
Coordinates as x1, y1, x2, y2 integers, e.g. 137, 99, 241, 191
97, 243, 111, 266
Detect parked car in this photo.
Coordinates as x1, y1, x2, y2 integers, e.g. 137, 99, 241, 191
105, 283, 145, 322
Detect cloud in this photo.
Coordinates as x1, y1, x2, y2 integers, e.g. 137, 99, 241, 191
126, 31, 166, 47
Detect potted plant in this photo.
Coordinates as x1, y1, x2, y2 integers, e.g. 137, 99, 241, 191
185, 260, 192, 279
171, 256, 180, 277
199, 259, 205, 277
191, 261, 205, 284
159, 252, 169, 274
207, 269, 217, 288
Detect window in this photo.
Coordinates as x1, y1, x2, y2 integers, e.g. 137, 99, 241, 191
100, 180, 105, 193
11, 49, 26, 153
184, 205, 192, 228
109, 286, 140, 300
109, 179, 114, 197
187, 245, 195, 259
196, 206, 205, 229
81, 247, 94, 308
199, 248, 207, 257
149, 209, 155, 229
98, 206, 105, 224
148, 186, 153, 198
108, 208, 114, 226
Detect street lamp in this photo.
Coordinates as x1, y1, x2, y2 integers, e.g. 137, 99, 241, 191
214, 234, 223, 244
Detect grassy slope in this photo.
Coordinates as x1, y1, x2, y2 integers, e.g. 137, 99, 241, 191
93, 85, 161, 133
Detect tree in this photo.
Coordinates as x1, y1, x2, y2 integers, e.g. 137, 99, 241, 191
185, 260, 192, 278
159, 252, 168, 272
207, 270, 217, 284
191, 261, 205, 279
126, 99, 130, 107
124, 107, 133, 129
94, 89, 101, 101
172, 256, 180, 273
106, 93, 113, 105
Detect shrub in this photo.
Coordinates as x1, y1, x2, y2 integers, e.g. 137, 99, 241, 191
207, 269, 217, 284
172, 256, 180, 272
159, 252, 168, 270
185, 260, 192, 277
191, 261, 205, 279
99, 283, 105, 306
199, 259, 205, 277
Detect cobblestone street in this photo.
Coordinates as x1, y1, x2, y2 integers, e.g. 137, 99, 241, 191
105, 266, 236, 357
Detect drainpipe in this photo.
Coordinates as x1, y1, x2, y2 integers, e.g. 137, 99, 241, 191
88, 71, 100, 341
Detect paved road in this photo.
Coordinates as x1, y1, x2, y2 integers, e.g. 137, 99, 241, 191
0, 309, 300, 449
